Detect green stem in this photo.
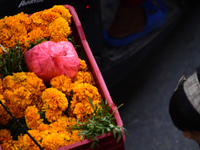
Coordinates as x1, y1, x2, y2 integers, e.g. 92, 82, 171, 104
12, 48, 18, 72
7, 49, 11, 73
110, 103, 124, 117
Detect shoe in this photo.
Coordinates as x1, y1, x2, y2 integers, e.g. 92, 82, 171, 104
103, 0, 167, 47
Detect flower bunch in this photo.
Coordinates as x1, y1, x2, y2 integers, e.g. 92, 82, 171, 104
50, 58, 101, 122
1, 72, 46, 123
0, 5, 72, 54
41, 88, 69, 123
0, 5, 126, 150
0, 57, 102, 150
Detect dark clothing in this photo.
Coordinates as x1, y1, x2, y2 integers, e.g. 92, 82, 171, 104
0, 0, 70, 18
120, 0, 146, 8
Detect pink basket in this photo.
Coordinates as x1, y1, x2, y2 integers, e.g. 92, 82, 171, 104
0, 5, 126, 150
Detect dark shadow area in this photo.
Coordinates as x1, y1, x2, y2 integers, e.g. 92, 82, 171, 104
101, 0, 200, 149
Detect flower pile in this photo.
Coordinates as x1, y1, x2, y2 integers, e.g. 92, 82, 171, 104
0, 5, 72, 54
0, 5, 127, 150
0, 58, 101, 150
0, 5, 103, 150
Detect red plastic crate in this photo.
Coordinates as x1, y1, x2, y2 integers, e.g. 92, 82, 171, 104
0, 5, 125, 150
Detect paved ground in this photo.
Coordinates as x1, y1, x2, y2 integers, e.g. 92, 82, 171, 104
99, 0, 200, 149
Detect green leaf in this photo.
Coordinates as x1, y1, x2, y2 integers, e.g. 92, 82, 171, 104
80, 135, 84, 140
0, 43, 28, 78
0, 44, 8, 53
110, 103, 124, 117
102, 129, 105, 135
88, 97, 95, 111
68, 99, 128, 149
117, 132, 122, 143
36, 111, 45, 115
27, 38, 47, 50
113, 129, 116, 138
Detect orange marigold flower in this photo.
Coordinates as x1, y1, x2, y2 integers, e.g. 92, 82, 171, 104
0, 28, 11, 42
0, 95, 12, 125
2, 72, 46, 119
71, 130, 83, 143
30, 11, 49, 26
41, 131, 66, 150
15, 12, 32, 31
2, 75, 17, 91
25, 105, 43, 129
7, 106, 24, 119
79, 58, 88, 71
73, 71, 95, 85
1, 142, 15, 150
12, 86, 32, 109
50, 5, 72, 24
0, 78, 4, 94
16, 130, 42, 150
50, 75, 72, 96
71, 83, 101, 119
42, 87, 68, 123
27, 27, 49, 44
0, 114, 11, 125
0, 96, 5, 116
37, 123, 50, 132
3, 86, 32, 119
0, 129, 12, 143
42, 87, 68, 111
48, 17, 72, 42
3, 89, 13, 105
73, 102, 86, 120
18, 35, 29, 52
50, 116, 76, 131
12, 72, 27, 86
0, 14, 28, 51
41, 9, 61, 23
0, 129, 14, 150
45, 108, 63, 123
25, 72, 46, 108
3, 72, 46, 112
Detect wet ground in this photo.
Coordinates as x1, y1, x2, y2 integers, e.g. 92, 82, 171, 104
99, 0, 200, 149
